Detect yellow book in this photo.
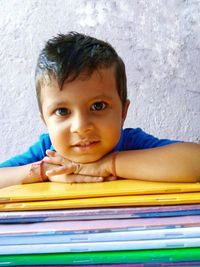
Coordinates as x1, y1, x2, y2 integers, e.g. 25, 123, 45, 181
0, 192, 200, 211
0, 179, 200, 203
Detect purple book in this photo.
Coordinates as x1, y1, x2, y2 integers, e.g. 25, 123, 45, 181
1, 204, 200, 223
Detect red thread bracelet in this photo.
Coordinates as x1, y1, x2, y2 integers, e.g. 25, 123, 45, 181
39, 160, 49, 182
29, 160, 48, 182
111, 152, 118, 177
39, 160, 45, 181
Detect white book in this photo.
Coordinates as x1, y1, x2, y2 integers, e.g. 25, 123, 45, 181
1, 227, 200, 245
1, 238, 200, 255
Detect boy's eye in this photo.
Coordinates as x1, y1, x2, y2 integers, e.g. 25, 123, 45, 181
91, 102, 107, 111
55, 108, 71, 116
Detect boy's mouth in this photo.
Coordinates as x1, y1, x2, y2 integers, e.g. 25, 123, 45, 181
71, 140, 100, 148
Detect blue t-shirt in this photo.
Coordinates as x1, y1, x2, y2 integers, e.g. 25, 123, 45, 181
0, 128, 178, 167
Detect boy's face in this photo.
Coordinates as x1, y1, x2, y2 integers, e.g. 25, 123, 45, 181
41, 67, 129, 163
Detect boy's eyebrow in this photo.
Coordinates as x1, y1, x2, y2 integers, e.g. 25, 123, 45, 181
45, 101, 69, 110
90, 94, 113, 101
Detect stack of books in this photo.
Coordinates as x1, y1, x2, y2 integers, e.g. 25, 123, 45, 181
0, 179, 200, 266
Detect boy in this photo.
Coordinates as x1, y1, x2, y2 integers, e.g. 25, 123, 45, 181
0, 32, 199, 189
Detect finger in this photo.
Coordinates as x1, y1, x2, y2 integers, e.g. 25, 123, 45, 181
49, 175, 71, 183
50, 174, 104, 183
46, 150, 64, 159
46, 165, 73, 177
76, 175, 103, 183
43, 156, 66, 165
104, 176, 117, 181
67, 175, 103, 183
45, 150, 57, 157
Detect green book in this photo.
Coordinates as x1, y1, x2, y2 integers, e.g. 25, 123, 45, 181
1, 248, 200, 266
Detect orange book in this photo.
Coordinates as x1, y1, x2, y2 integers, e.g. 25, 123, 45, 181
1, 179, 200, 203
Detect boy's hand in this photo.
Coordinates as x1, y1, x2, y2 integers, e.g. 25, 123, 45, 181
47, 174, 116, 183
43, 150, 116, 183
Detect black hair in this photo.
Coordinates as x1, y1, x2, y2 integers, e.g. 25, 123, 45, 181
35, 32, 127, 112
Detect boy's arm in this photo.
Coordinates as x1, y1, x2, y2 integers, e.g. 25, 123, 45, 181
112, 142, 200, 183
45, 142, 200, 183
0, 163, 43, 189
0, 161, 58, 189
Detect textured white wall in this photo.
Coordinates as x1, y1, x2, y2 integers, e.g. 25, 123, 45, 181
0, 0, 200, 162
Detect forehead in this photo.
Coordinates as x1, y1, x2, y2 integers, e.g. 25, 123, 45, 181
41, 67, 118, 102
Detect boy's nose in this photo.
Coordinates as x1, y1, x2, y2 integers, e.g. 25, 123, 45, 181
70, 112, 93, 134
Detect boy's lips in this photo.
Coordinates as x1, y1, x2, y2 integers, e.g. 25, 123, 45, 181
71, 140, 100, 148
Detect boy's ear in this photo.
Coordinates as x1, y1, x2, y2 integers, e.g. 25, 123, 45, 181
122, 99, 130, 124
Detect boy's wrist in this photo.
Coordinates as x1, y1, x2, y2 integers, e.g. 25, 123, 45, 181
111, 152, 118, 177
27, 161, 48, 183
106, 152, 118, 177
